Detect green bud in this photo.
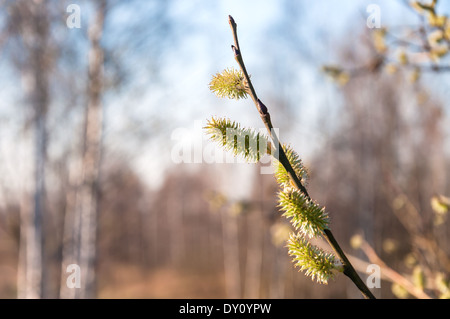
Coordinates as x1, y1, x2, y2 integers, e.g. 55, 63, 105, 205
287, 233, 340, 284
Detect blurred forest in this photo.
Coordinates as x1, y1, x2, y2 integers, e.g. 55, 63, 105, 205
0, 0, 449, 299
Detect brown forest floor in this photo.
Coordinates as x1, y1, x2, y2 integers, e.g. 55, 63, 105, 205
98, 264, 226, 299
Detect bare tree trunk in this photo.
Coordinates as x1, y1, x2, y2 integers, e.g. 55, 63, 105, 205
59, 171, 79, 299
221, 209, 241, 298
26, 110, 47, 299
59, 0, 106, 299
17, 193, 30, 298
244, 210, 263, 298
18, 107, 47, 299
167, 181, 185, 266
269, 244, 287, 298
14, 0, 51, 298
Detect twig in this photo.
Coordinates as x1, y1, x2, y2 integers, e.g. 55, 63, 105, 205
228, 15, 375, 299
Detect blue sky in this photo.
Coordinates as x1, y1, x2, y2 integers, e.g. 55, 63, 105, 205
117, 0, 421, 190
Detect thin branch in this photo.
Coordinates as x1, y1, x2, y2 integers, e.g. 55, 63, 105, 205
228, 15, 375, 299
359, 239, 433, 299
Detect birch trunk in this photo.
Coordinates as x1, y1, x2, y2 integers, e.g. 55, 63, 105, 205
16, 1, 50, 298
77, 0, 106, 299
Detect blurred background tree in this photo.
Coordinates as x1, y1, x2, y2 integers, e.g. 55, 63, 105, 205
0, 0, 449, 299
